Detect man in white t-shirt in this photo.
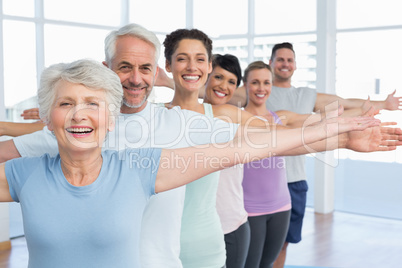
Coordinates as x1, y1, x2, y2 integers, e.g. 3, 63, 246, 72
0, 23, 238, 268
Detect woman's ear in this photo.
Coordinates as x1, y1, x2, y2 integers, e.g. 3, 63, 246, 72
47, 119, 53, 131
208, 61, 212, 74
165, 60, 171, 73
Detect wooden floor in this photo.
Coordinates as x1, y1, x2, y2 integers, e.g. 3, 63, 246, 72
1, 208, 402, 268
286, 208, 402, 267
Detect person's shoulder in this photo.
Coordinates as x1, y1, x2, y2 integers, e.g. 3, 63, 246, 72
160, 104, 205, 118
295, 86, 317, 93
7, 152, 57, 169
212, 103, 240, 117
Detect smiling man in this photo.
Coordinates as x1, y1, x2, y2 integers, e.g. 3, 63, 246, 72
103, 35, 158, 113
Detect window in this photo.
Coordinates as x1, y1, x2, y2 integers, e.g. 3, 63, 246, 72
193, 0, 248, 37
44, 0, 121, 26
331, 1, 402, 220
255, 0, 316, 34
130, 0, 186, 34
3, 0, 34, 17
44, 25, 108, 66
337, 0, 402, 29
3, 21, 37, 107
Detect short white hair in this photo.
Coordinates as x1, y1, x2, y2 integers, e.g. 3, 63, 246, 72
37, 59, 123, 123
104, 23, 161, 66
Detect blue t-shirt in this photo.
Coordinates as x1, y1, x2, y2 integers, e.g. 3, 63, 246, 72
5, 148, 161, 268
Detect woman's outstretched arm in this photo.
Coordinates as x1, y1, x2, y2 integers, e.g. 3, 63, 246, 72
0, 121, 45, 137
155, 110, 380, 193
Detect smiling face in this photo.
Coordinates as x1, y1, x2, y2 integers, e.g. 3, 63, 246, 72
165, 39, 212, 94
269, 47, 296, 83
245, 68, 273, 106
48, 80, 114, 154
204, 66, 238, 105
105, 35, 158, 113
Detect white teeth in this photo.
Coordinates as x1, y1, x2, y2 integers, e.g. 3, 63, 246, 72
256, 94, 265, 98
214, 91, 226, 97
280, 69, 289, 72
183, 75, 199, 81
67, 127, 92, 133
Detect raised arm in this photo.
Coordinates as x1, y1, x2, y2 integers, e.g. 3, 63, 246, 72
212, 104, 277, 129
0, 121, 45, 137
282, 124, 402, 156
0, 163, 14, 202
212, 102, 392, 154
277, 100, 373, 129
155, 66, 175, 89
154, 110, 380, 193
277, 104, 400, 155
315, 90, 402, 113
0, 140, 21, 163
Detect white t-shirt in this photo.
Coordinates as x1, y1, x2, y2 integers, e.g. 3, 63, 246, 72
216, 164, 247, 234
13, 102, 239, 268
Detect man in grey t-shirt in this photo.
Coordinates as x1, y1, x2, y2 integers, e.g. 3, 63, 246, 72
266, 42, 402, 268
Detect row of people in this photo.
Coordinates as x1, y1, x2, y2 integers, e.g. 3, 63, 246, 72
0, 24, 401, 268
155, 31, 402, 267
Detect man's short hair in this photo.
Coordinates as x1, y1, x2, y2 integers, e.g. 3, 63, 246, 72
271, 42, 295, 60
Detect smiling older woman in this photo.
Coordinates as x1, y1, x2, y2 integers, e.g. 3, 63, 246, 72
0, 59, 384, 268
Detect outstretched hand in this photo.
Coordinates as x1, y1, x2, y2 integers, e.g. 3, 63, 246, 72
384, 90, 402, 111
320, 106, 381, 137
21, 108, 40, 120
346, 124, 402, 152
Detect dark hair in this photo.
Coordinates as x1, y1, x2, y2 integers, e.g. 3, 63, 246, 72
243, 61, 272, 83
212, 54, 242, 87
163, 28, 213, 64
271, 42, 295, 60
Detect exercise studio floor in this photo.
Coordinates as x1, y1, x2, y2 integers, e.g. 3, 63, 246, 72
1, 208, 402, 267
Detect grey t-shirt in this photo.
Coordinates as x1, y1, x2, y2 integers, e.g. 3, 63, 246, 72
266, 85, 317, 183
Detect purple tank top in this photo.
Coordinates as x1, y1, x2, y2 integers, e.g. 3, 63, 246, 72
242, 111, 291, 214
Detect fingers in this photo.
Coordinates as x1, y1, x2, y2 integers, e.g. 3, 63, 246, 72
376, 146, 396, 152
379, 126, 402, 151
374, 145, 396, 151
380, 122, 397, 127
386, 141, 402, 147
381, 126, 402, 135
21, 108, 40, 120
381, 134, 402, 142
